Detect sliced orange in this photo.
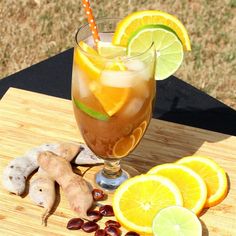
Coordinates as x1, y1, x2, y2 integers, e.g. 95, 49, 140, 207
139, 120, 147, 133
147, 164, 207, 215
132, 127, 143, 148
177, 156, 228, 207
74, 42, 102, 80
74, 41, 129, 116
89, 82, 129, 116
113, 135, 136, 158
113, 174, 183, 234
112, 10, 191, 51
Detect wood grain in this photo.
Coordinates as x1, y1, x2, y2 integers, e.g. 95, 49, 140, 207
0, 88, 235, 236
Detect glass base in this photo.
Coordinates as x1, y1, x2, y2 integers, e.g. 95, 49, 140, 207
95, 168, 129, 191
82, 164, 139, 192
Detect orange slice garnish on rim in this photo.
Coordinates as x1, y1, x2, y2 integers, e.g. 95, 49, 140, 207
74, 41, 129, 116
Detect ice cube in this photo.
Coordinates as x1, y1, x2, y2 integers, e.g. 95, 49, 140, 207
100, 70, 138, 88
122, 98, 144, 117
73, 67, 91, 98
126, 60, 152, 81
125, 60, 146, 71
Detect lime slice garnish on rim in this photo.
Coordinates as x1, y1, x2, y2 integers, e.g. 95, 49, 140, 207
112, 10, 191, 51
152, 206, 202, 236
127, 25, 184, 80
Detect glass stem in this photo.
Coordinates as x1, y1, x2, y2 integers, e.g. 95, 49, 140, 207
102, 160, 122, 179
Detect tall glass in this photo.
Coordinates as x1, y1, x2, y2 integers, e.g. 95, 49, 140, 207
72, 18, 156, 191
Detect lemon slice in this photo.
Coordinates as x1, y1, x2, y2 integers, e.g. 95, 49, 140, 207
97, 41, 127, 58
127, 25, 184, 80
112, 10, 191, 51
152, 206, 202, 236
113, 174, 183, 235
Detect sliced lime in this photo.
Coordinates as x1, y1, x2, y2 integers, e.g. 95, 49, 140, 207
97, 41, 127, 58
127, 24, 184, 80
152, 206, 202, 236
73, 97, 109, 121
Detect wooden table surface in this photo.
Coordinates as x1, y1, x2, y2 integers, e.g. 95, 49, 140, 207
0, 88, 235, 236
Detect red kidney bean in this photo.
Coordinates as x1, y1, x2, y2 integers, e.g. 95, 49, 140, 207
125, 232, 140, 236
82, 221, 99, 233
87, 210, 103, 222
92, 189, 106, 201
104, 225, 121, 236
95, 229, 106, 236
105, 220, 121, 228
66, 218, 84, 230
99, 205, 114, 216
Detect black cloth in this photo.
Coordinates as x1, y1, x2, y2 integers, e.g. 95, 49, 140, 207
1, 48, 236, 136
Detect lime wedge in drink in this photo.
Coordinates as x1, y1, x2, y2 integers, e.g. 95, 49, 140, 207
73, 97, 109, 121
127, 25, 184, 80
97, 41, 127, 58
152, 206, 202, 236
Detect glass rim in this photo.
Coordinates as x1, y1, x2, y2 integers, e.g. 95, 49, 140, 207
75, 17, 155, 62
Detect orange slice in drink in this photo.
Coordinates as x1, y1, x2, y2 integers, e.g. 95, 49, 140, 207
74, 41, 102, 80
89, 82, 129, 116
139, 120, 147, 133
132, 127, 143, 148
177, 156, 228, 207
75, 41, 129, 116
113, 135, 136, 158
147, 164, 207, 215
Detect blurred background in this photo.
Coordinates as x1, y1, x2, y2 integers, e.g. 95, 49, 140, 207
0, 0, 235, 109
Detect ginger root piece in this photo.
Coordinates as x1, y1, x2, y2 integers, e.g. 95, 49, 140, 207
38, 151, 93, 219
2, 143, 80, 195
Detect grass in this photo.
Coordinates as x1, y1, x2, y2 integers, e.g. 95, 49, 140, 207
0, 0, 235, 109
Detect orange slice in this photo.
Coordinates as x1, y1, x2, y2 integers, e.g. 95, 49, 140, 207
75, 41, 129, 116
89, 82, 129, 116
177, 156, 228, 207
139, 120, 147, 133
147, 164, 207, 215
74, 42, 102, 80
112, 10, 191, 51
132, 127, 143, 148
112, 135, 135, 158
113, 174, 183, 235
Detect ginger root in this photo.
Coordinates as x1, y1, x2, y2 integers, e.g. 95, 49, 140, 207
38, 151, 93, 219
2, 143, 80, 195
29, 168, 55, 225
28, 143, 80, 225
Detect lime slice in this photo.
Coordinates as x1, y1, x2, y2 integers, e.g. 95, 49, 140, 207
112, 10, 191, 51
97, 41, 127, 58
73, 97, 109, 121
152, 206, 202, 236
127, 25, 184, 80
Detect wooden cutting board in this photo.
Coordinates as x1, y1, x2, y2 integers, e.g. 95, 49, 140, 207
0, 88, 235, 236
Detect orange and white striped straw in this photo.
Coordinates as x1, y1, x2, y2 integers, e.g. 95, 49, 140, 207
82, 0, 100, 44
